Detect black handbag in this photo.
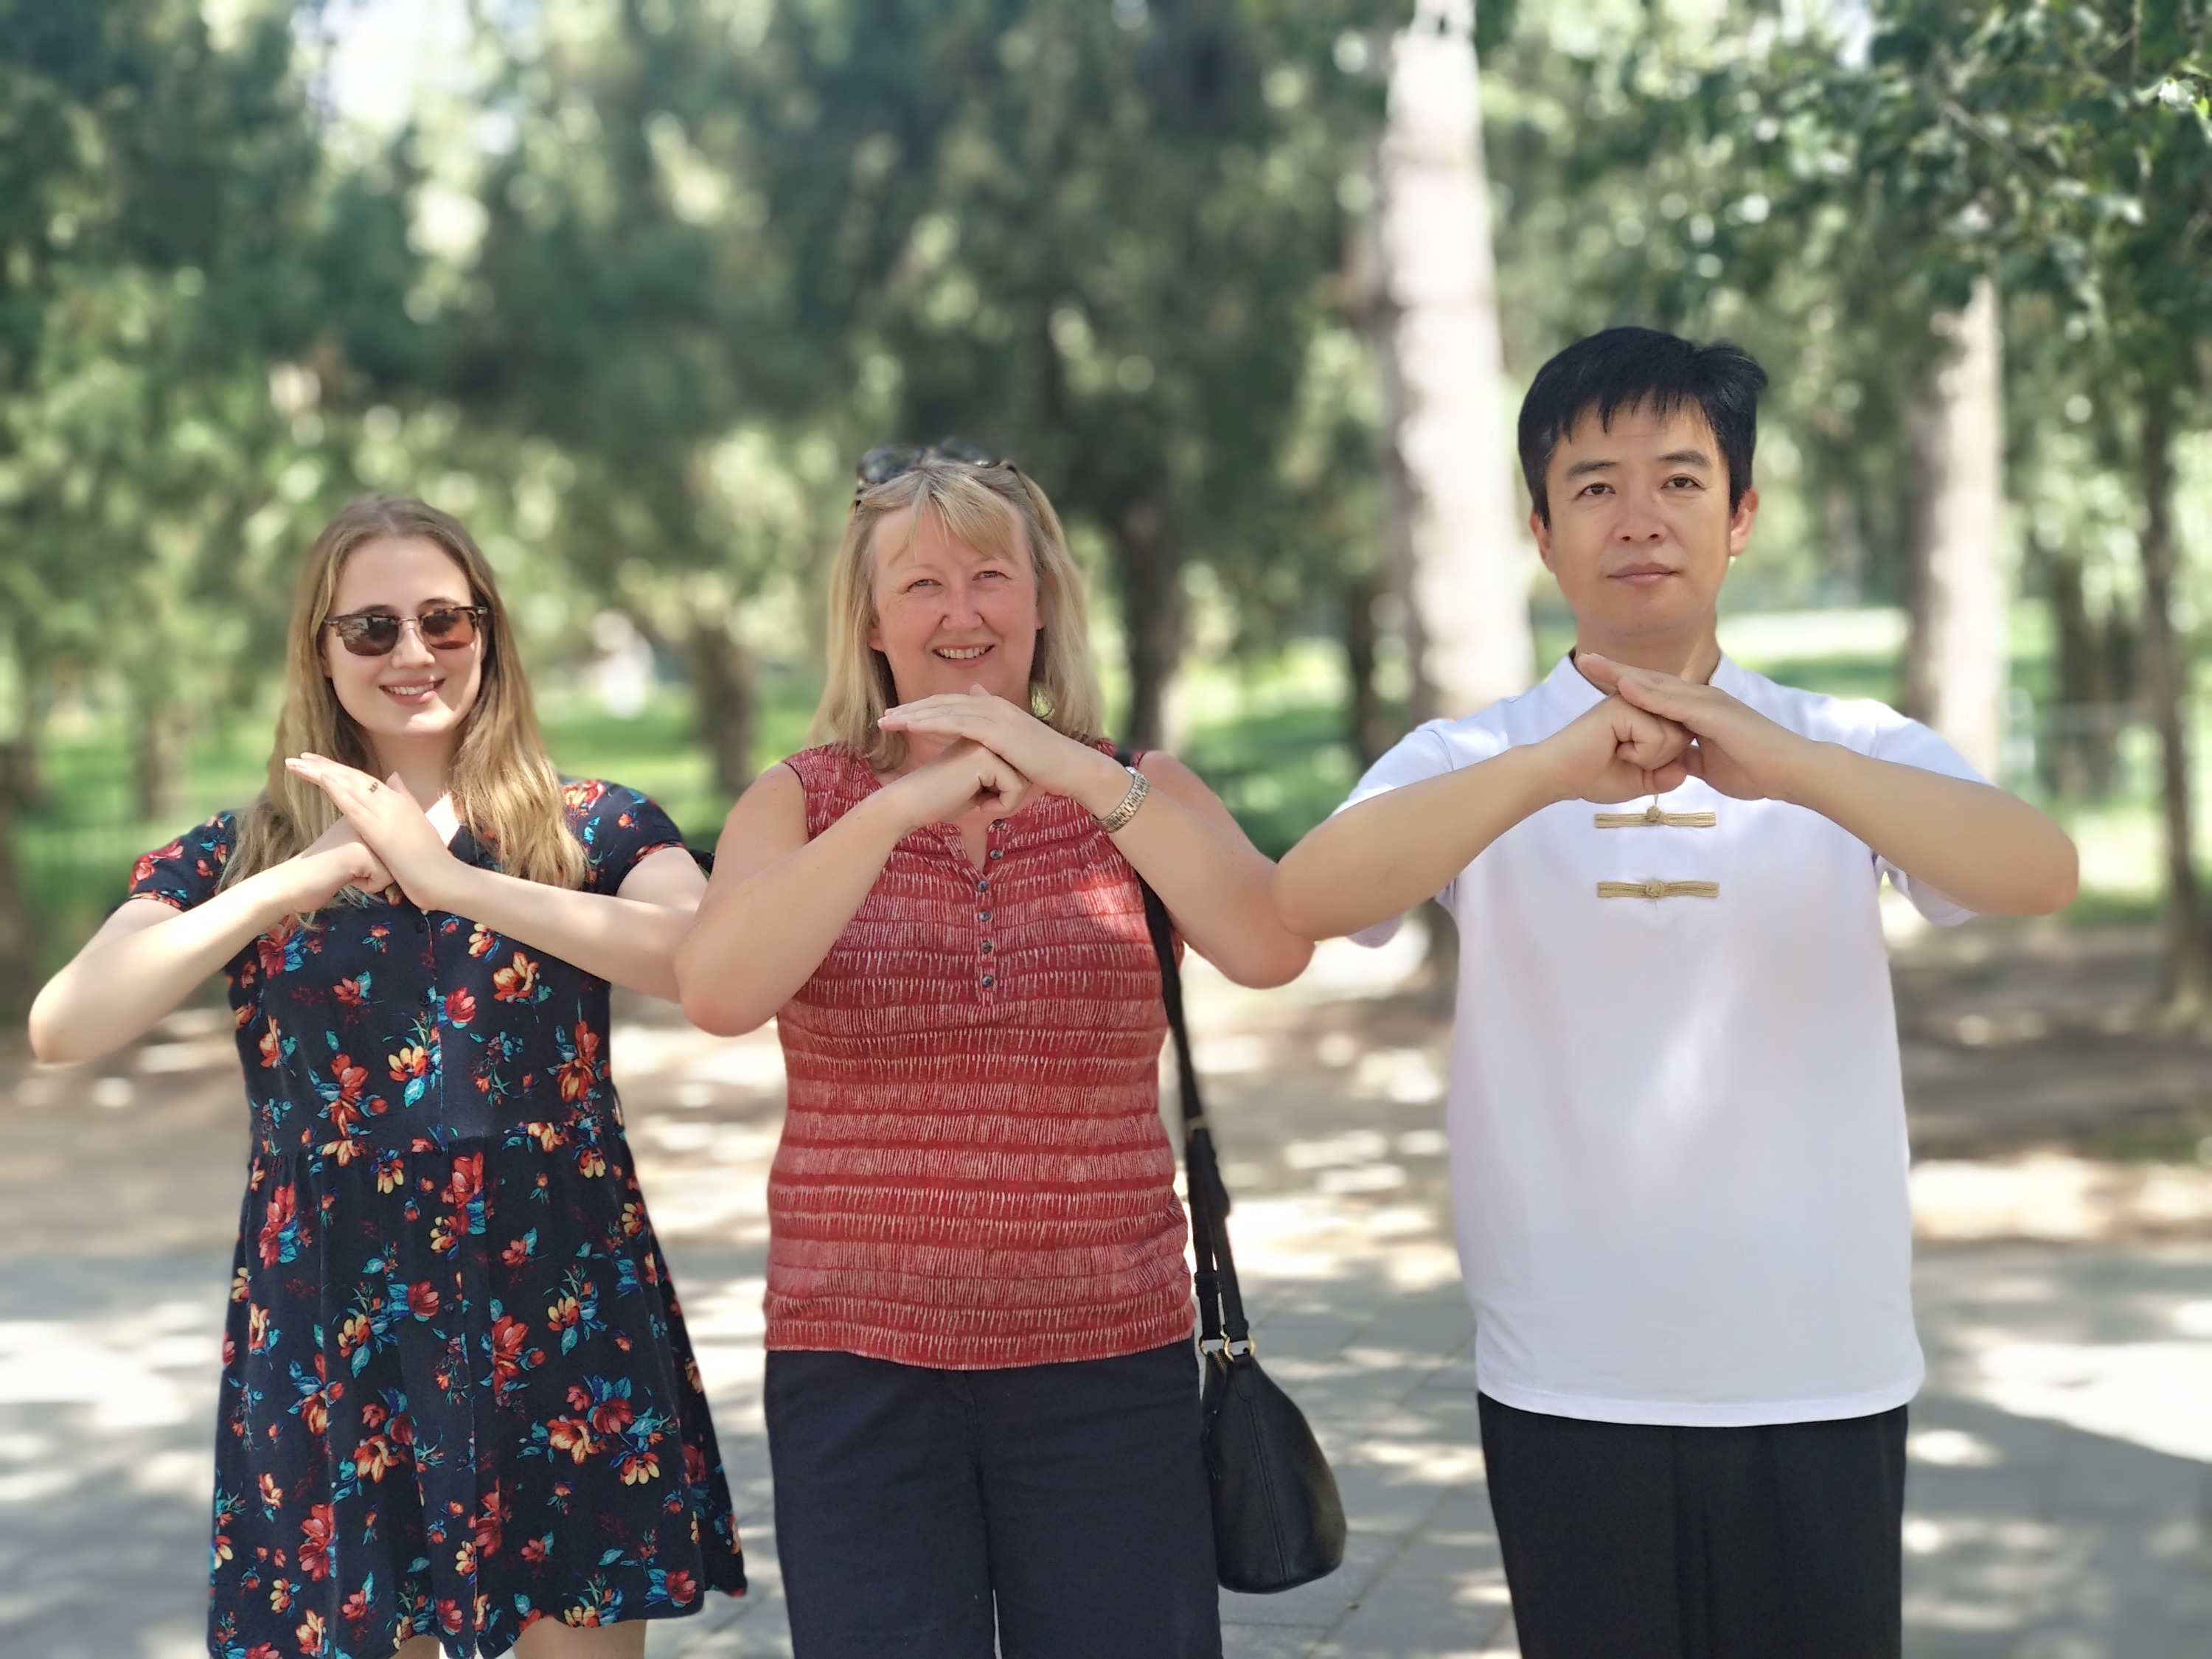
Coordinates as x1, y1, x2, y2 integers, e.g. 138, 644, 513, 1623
1129, 864, 1349, 1595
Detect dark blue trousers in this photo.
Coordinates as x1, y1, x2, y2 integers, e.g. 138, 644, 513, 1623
765, 1340, 1222, 1659
1480, 1392, 1907, 1659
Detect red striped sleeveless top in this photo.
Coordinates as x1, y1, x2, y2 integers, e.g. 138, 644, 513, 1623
765, 743, 1194, 1369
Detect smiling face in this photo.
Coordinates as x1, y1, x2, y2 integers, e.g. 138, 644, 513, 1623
1531, 401, 1758, 667
865, 502, 1042, 708
319, 535, 486, 766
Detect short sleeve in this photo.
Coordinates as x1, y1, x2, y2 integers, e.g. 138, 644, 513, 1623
1331, 720, 1500, 947
127, 814, 238, 912
563, 780, 688, 894
1863, 716, 1988, 926
1338, 720, 1479, 814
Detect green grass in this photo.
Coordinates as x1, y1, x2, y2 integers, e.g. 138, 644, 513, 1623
1747, 653, 1901, 705
2055, 888, 2163, 928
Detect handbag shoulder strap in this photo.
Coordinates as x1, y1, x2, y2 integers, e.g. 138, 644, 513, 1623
1116, 748, 1251, 1356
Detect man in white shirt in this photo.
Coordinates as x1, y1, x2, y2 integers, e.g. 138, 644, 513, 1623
1276, 327, 2077, 1658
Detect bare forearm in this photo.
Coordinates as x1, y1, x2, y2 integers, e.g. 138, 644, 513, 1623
28, 876, 299, 1063
437, 865, 697, 1001
1098, 787, 1310, 987
1786, 745, 2078, 916
1277, 745, 1565, 940
677, 793, 907, 1034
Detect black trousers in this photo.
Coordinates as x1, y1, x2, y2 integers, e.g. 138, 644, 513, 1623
765, 1340, 1221, 1659
1479, 1392, 1907, 1659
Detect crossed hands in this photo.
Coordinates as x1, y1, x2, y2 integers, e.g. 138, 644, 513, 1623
875, 685, 1130, 831
1548, 655, 1812, 805
284, 754, 462, 912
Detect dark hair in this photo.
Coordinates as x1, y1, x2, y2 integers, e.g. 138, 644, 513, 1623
1517, 327, 1769, 523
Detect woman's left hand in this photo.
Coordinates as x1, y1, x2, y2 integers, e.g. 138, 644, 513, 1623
285, 754, 464, 911
878, 686, 1128, 813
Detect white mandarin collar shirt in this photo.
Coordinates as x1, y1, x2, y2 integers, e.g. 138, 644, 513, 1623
1343, 654, 1983, 1425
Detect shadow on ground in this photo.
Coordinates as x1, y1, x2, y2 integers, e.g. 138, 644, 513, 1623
3, 920, 2208, 1657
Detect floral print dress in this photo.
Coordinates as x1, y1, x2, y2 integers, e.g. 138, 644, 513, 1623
128, 781, 744, 1659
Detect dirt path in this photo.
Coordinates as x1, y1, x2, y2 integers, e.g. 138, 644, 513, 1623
2, 917, 2208, 1657
1892, 919, 2212, 1166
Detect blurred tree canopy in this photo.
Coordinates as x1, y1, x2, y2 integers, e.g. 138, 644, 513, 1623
1487, 0, 2208, 995
432, 0, 1380, 763
0, 0, 343, 1007
1, 0, 2209, 1013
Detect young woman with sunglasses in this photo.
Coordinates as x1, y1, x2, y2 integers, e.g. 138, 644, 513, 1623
675, 448, 1312, 1658
29, 497, 745, 1659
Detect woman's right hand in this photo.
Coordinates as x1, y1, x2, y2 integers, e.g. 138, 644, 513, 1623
877, 740, 1034, 834
678, 741, 1033, 1037
681, 743, 1026, 1036
284, 820, 394, 913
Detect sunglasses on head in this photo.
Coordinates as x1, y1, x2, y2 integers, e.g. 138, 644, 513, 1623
324, 605, 488, 657
853, 439, 1015, 495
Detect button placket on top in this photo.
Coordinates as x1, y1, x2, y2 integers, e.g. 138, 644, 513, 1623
977, 822, 1004, 994
1593, 793, 1722, 904
424, 906, 488, 1574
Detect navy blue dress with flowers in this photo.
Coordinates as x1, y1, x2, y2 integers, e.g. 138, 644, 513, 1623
128, 781, 743, 1659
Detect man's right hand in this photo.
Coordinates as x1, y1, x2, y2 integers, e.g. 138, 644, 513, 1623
1538, 696, 1692, 804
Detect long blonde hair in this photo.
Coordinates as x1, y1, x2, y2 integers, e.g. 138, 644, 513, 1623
224, 496, 588, 889
812, 456, 1105, 771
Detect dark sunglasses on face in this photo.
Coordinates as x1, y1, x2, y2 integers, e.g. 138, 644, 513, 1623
323, 605, 488, 657
853, 439, 1014, 495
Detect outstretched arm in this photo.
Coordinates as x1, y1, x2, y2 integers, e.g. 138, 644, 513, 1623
1788, 746, 2078, 915
676, 740, 1037, 1034
412, 849, 705, 1001
1276, 695, 1693, 941
29, 827, 392, 1064
1096, 751, 1313, 989
1585, 655, 2079, 917
286, 756, 706, 1000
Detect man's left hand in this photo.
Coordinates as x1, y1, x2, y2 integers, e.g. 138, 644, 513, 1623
1576, 655, 1813, 802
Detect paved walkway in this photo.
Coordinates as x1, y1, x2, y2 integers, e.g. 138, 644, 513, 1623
4, 928, 2208, 1657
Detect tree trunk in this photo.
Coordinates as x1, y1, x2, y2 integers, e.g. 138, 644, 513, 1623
1821, 474, 1865, 596
687, 619, 757, 801
133, 700, 188, 825
1116, 498, 1182, 750
2042, 546, 2129, 801
1379, 0, 1534, 723
2137, 386, 2205, 1011
2043, 549, 2096, 800
0, 739, 35, 1020
1341, 570, 1391, 770
1902, 276, 2010, 779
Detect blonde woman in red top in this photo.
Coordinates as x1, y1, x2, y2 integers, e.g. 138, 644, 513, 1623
677, 446, 1310, 1657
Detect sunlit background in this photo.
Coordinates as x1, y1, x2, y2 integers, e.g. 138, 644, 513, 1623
3, 3, 2210, 1655
5, 0, 2206, 988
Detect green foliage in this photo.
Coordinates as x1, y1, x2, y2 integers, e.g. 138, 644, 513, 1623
4, 0, 2208, 1010
1486, 0, 2210, 597
437, 0, 1384, 745
0, 0, 347, 1006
